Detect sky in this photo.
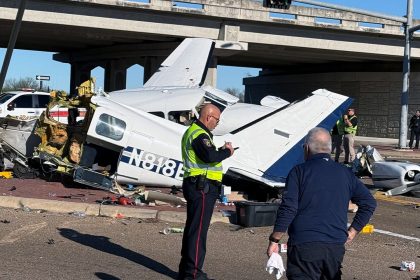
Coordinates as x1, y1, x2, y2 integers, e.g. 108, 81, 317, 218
0, 0, 419, 92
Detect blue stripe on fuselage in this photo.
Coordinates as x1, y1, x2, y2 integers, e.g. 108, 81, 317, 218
262, 98, 353, 183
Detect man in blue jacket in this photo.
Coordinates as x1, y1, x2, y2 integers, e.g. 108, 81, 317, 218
267, 127, 376, 280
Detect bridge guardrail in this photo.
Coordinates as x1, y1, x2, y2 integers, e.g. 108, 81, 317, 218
85, 0, 404, 35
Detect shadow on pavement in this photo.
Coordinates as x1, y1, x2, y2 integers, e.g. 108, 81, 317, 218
58, 228, 177, 279
95, 272, 121, 280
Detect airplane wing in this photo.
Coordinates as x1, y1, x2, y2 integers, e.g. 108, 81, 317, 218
143, 38, 215, 88
218, 89, 352, 185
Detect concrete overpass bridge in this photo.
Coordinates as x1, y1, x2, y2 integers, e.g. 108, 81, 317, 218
1, 0, 420, 137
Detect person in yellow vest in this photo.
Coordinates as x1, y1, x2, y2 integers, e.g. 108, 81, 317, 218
331, 118, 345, 162
178, 104, 234, 280
343, 108, 358, 164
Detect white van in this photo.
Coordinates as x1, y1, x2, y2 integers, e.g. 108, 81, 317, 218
0, 90, 51, 120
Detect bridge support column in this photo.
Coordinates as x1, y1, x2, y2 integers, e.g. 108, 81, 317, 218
244, 71, 420, 139
70, 63, 94, 96
204, 57, 218, 87
143, 56, 164, 84
104, 60, 128, 92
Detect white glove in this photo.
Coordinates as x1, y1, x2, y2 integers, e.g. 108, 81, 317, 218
266, 252, 285, 279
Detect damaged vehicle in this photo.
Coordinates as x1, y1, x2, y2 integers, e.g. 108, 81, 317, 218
0, 38, 351, 201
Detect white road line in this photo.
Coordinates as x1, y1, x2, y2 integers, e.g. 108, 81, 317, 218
348, 223, 420, 242
373, 228, 420, 242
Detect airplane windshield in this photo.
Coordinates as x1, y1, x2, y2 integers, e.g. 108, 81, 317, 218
95, 113, 126, 141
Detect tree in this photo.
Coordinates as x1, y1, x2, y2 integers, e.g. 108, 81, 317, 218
225, 87, 244, 102
1, 77, 40, 92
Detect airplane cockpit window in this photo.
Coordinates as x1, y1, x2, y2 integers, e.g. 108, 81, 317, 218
149, 111, 165, 119
168, 110, 195, 126
95, 113, 126, 141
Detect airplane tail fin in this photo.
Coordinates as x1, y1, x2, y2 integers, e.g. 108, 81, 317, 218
143, 38, 215, 88
224, 89, 352, 184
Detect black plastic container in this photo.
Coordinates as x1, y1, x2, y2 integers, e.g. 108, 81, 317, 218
234, 201, 280, 227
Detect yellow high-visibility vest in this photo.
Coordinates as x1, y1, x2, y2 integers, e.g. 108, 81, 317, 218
181, 123, 223, 182
344, 115, 358, 135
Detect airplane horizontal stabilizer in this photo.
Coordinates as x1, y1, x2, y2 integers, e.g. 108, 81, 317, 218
224, 89, 352, 184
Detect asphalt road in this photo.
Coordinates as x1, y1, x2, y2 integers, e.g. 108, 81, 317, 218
0, 195, 419, 280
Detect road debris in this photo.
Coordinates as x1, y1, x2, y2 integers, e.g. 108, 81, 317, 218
118, 196, 130, 206
400, 261, 415, 271
219, 210, 233, 217
47, 239, 55, 245
0, 220, 10, 223
71, 211, 86, 217
8, 186, 16, 191
144, 191, 186, 206
361, 224, 374, 234
0, 171, 13, 179
160, 227, 184, 235
115, 213, 124, 219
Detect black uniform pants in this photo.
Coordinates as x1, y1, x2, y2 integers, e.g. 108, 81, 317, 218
286, 242, 345, 280
409, 128, 420, 148
178, 177, 219, 280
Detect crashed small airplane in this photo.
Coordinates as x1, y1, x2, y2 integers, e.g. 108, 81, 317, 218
0, 38, 351, 201
353, 146, 420, 197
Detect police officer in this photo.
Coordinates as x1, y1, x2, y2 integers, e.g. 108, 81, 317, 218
409, 110, 420, 149
178, 104, 234, 280
343, 108, 358, 164
331, 118, 345, 162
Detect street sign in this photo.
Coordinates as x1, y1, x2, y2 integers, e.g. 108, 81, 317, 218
35, 75, 50, 81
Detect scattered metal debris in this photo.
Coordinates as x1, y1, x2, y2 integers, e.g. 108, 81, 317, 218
144, 190, 186, 206
71, 211, 86, 217
400, 261, 415, 271
160, 227, 184, 235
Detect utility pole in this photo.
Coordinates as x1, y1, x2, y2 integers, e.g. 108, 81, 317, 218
0, 0, 27, 92
399, 0, 413, 148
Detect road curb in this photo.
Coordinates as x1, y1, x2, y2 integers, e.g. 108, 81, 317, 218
157, 210, 187, 223
0, 196, 229, 224
0, 196, 158, 220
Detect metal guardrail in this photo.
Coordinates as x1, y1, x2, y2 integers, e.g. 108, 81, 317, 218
71, 0, 404, 35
